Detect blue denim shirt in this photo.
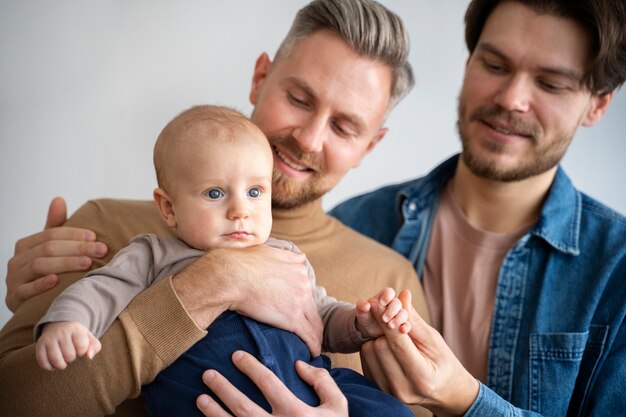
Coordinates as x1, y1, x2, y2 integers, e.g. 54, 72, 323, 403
331, 154, 626, 416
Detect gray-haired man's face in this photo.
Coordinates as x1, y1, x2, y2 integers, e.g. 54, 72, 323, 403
249, 30, 392, 208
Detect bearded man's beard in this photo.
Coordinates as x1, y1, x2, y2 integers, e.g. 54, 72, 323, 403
457, 101, 572, 182
268, 135, 335, 209
270, 168, 328, 209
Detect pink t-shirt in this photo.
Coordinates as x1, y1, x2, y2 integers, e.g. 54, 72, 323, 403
423, 184, 527, 382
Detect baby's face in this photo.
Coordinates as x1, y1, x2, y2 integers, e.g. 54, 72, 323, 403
169, 134, 273, 250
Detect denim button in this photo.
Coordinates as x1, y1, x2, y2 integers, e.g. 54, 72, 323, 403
408, 202, 417, 212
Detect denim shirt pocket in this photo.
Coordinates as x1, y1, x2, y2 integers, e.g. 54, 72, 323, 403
529, 326, 607, 416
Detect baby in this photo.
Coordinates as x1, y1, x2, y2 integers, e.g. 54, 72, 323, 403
35, 105, 413, 417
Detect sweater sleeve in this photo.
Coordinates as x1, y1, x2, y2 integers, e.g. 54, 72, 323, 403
0, 200, 206, 417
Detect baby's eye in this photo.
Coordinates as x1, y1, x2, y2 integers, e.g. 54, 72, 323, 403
205, 189, 224, 199
248, 187, 261, 198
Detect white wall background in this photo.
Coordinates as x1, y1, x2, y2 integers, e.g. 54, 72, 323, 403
1, 1, 624, 326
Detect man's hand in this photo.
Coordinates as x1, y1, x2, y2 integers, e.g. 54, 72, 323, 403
196, 351, 348, 417
360, 290, 479, 417
172, 244, 324, 356
6, 197, 108, 311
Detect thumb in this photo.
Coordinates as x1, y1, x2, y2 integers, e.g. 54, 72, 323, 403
395, 289, 435, 348
405, 308, 437, 352
398, 289, 422, 331
398, 289, 413, 310
295, 361, 346, 409
45, 197, 68, 229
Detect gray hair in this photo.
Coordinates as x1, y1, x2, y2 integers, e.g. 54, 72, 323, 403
276, 0, 414, 110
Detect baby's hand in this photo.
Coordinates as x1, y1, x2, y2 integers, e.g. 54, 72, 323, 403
36, 321, 102, 371
355, 287, 411, 339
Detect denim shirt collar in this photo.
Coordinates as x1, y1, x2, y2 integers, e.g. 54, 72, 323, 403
530, 165, 581, 255
397, 154, 458, 221
398, 153, 581, 255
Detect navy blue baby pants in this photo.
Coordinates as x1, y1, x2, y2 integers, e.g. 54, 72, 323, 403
142, 311, 412, 417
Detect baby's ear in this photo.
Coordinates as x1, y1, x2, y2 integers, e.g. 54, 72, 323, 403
153, 188, 177, 228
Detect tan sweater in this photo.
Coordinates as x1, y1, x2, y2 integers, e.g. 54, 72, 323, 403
0, 198, 429, 417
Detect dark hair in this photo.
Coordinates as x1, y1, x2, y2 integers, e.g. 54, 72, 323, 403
464, 0, 626, 94
277, 0, 414, 110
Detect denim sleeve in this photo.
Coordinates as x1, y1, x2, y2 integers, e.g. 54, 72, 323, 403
464, 383, 542, 417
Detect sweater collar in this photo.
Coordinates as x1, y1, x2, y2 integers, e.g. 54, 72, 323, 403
271, 199, 331, 240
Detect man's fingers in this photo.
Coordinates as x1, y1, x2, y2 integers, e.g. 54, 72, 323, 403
12, 238, 107, 270
398, 289, 412, 310
300, 302, 323, 357
372, 336, 424, 404
14, 227, 98, 255
9, 238, 108, 288
360, 341, 391, 393
370, 302, 430, 375
299, 328, 322, 358
375, 305, 447, 403
44, 197, 68, 230
203, 358, 271, 417
373, 336, 410, 379
399, 321, 412, 334
231, 351, 294, 401
7, 258, 90, 309
196, 393, 233, 417
290, 309, 321, 357
394, 289, 432, 344
202, 370, 263, 416
404, 308, 439, 354
6, 274, 59, 311
295, 360, 347, 410
21, 254, 93, 279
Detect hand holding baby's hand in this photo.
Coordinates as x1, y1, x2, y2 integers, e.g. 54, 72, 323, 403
355, 287, 411, 339
36, 321, 102, 371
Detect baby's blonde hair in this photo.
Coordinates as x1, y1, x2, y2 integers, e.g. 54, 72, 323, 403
153, 105, 267, 192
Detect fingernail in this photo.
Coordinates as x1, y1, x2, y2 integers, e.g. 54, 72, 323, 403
232, 351, 243, 361
83, 231, 96, 241
203, 370, 215, 381
197, 395, 210, 407
78, 257, 91, 268
43, 275, 57, 286
93, 243, 107, 256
